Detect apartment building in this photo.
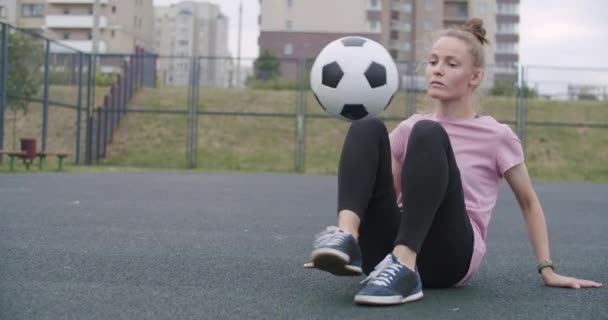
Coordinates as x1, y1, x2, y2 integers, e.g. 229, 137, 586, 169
495, 0, 519, 81
0, 0, 18, 24
259, 0, 504, 87
258, 0, 383, 80
154, 1, 232, 87
0, 0, 154, 54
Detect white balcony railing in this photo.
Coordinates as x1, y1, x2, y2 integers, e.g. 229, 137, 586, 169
47, 0, 108, 4
390, 40, 411, 51
50, 40, 107, 53
45, 15, 107, 29
392, 2, 412, 13
390, 20, 411, 32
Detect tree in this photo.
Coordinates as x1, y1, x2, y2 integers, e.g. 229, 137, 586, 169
577, 87, 598, 101
253, 50, 281, 81
5, 31, 43, 148
490, 80, 538, 98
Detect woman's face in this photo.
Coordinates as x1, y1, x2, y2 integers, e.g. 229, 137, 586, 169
425, 36, 482, 103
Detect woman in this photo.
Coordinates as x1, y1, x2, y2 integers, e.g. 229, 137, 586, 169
304, 18, 602, 306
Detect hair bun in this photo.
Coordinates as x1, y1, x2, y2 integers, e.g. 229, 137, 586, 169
462, 18, 489, 45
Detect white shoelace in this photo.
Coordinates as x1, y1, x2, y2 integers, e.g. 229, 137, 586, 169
360, 254, 403, 287
313, 226, 349, 248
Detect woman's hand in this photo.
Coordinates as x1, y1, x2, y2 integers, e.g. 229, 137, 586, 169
541, 269, 603, 289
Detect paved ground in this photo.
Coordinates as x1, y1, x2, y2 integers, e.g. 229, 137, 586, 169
0, 172, 606, 320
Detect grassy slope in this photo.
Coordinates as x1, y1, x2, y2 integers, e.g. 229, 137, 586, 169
3, 86, 607, 182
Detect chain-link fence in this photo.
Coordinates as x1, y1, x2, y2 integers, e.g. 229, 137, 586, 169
1, 22, 606, 179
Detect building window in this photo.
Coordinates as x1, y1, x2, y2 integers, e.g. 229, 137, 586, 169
63, 8, 70, 15
390, 49, 398, 59
62, 32, 70, 40
369, 20, 381, 32
424, 19, 433, 31
21, 4, 45, 17
425, 0, 433, 11
390, 30, 399, 40
391, 11, 399, 20
286, 19, 292, 31
284, 43, 293, 55
178, 40, 189, 46
498, 3, 519, 15
457, 3, 467, 17
87, 33, 92, 40
111, 30, 115, 37
112, 5, 116, 13
287, 0, 293, 8
370, 0, 379, 8
0, 6, 6, 18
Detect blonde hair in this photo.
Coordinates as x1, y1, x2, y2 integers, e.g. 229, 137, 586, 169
420, 18, 490, 114
438, 18, 489, 69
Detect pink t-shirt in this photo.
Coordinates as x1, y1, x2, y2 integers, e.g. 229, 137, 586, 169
389, 113, 525, 286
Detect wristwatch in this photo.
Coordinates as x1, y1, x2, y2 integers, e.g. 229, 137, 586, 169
537, 259, 554, 274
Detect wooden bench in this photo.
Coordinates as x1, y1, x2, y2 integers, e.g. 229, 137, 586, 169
36, 152, 70, 171
0, 150, 27, 171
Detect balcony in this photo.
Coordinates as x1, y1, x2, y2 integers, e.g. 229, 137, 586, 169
47, 0, 108, 3
390, 40, 411, 51
50, 40, 107, 53
46, 15, 107, 29
390, 20, 411, 32
391, 2, 412, 13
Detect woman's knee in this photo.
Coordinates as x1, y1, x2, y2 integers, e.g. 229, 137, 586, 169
409, 120, 448, 146
348, 117, 388, 139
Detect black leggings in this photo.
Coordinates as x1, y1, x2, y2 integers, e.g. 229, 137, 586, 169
337, 118, 473, 288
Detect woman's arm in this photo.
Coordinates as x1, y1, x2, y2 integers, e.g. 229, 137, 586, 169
504, 163, 602, 289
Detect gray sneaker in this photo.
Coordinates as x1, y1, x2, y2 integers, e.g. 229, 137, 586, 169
310, 226, 363, 276
354, 254, 423, 305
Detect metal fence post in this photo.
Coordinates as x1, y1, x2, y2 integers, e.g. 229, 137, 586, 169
103, 96, 109, 158
41, 40, 51, 152
295, 58, 306, 173
407, 62, 416, 117
518, 65, 527, 151
110, 84, 115, 141
116, 74, 122, 123
187, 57, 198, 169
96, 107, 102, 163
123, 62, 128, 111
85, 54, 94, 165
0, 24, 8, 159
75, 52, 84, 164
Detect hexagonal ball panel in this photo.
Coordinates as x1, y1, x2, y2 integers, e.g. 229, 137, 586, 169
341, 36, 367, 47
341, 104, 369, 121
322, 62, 344, 88
365, 62, 387, 88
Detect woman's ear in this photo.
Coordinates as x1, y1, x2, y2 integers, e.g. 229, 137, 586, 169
469, 68, 484, 88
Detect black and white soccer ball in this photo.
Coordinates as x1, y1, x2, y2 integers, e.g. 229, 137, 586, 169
310, 36, 399, 121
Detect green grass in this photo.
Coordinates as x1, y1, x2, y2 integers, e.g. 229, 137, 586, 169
2, 86, 608, 182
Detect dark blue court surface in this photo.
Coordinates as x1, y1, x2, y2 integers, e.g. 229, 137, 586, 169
1, 173, 606, 319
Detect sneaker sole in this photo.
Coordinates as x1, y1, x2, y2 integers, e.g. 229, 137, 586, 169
310, 248, 363, 276
354, 291, 424, 305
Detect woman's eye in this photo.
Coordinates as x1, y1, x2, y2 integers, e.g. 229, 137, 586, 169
429, 60, 437, 65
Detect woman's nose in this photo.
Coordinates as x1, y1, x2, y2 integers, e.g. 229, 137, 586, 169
433, 63, 444, 76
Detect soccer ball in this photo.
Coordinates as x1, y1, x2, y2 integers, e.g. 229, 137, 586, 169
310, 36, 399, 121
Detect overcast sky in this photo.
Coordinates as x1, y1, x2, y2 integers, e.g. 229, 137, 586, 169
153, 0, 608, 86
